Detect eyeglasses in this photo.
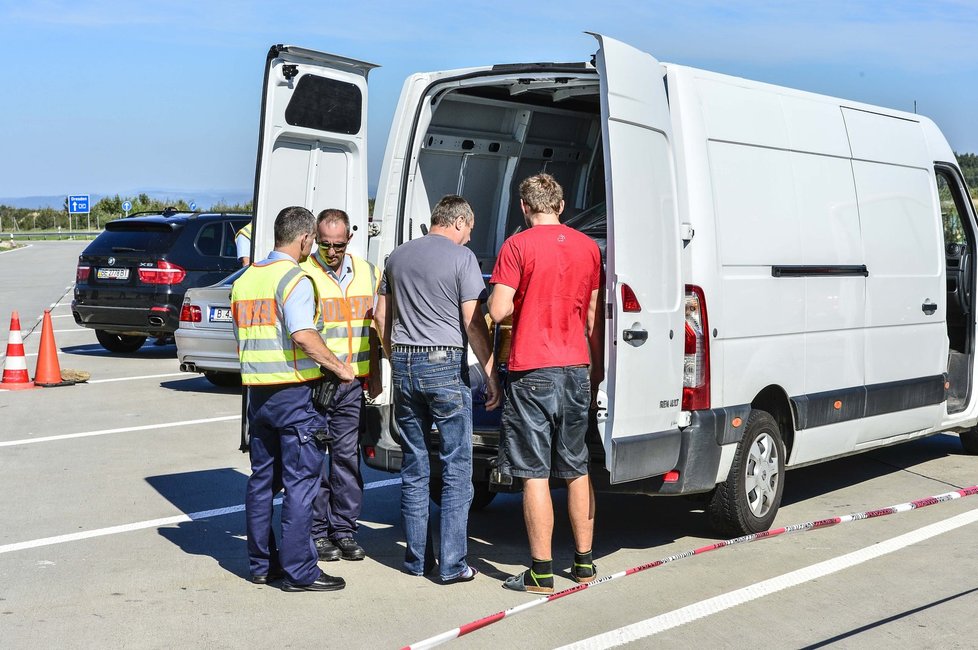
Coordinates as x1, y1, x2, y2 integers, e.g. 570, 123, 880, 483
319, 241, 348, 252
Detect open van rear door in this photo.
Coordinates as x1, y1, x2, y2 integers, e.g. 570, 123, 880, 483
592, 34, 684, 483
241, 46, 376, 451
251, 46, 376, 261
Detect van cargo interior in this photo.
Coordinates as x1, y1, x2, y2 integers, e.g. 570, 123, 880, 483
404, 75, 605, 274
402, 73, 610, 455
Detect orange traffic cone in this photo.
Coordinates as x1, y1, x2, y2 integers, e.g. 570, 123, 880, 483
34, 310, 69, 387
1, 311, 34, 390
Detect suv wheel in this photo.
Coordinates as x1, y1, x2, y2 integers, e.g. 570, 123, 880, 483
95, 330, 147, 353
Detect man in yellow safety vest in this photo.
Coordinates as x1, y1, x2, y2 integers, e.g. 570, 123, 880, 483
301, 208, 381, 562
232, 206, 355, 591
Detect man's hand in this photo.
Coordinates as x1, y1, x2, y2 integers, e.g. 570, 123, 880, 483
483, 372, 501, 411
335, 363, 356, 384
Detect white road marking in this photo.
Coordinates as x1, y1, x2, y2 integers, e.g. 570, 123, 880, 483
0, 477, 402, 555
0, 415, 239, 447
558, 507, 978, 649
0, 244, 32, 255
52, 328, 89, 333
47, 313, 75, 319
87, 372, 188, 384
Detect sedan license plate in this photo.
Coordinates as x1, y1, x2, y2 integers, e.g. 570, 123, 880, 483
96, 267, 130, 280
209, 307, 233, 323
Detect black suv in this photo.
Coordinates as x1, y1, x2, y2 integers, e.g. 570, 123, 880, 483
72, 209, 251, 352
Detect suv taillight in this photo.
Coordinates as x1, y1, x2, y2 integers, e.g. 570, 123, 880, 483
180, 302, 202, 323
682, 285, 710, 411
139, 260, 186, 285
76, 264, 90, 282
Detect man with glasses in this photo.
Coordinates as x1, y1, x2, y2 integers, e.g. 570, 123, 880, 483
374, 195, 500, 584
301, 208, 381, 563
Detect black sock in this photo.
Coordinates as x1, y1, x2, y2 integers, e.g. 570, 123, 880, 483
574, 549, 593, 567
527, 558, 553, 587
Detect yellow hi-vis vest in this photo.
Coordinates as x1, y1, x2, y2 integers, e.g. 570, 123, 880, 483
236, 222, 252, 241
302, 253, 380, 378
232, 259, 324, 386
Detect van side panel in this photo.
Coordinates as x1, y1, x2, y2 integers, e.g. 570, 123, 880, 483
842, 109, 945, 427
676, 68, 947, 468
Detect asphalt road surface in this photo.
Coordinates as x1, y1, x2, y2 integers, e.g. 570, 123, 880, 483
1, 241, 977, 649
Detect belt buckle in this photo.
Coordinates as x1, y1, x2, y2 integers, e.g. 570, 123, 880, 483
428, 349, 448, 362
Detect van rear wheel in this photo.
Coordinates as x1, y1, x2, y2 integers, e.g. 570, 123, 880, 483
708, 410, 785, 537
429, 479, 497, 511
960, 428, 978, 455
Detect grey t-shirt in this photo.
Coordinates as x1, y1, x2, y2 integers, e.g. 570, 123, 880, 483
380, 233, 487, 348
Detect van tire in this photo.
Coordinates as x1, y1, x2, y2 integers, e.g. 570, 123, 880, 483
960, 428, 978, 455
708, 410, 785, 537
95, 330, 147, 353
429, 479, 498, 511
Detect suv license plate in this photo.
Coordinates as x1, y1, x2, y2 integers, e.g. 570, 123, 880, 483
209, 307, 233, 323
96, 268, 130, 280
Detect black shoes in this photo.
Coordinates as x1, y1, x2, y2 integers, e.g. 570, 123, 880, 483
281, 570, 346, 592
315, 537, 341, 562
335, 537, 366, 561
250, 567, 285, 584
316, 536, 365, 561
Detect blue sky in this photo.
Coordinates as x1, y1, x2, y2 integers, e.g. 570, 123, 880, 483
2, 0, 977, 199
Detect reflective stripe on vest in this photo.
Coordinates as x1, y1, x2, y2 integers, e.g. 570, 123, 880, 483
302, 253, 379, 377
236, 221, 252, 241
232, 260, 323, 385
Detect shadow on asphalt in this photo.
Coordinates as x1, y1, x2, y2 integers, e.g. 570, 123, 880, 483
141, 433, 969, 586
146, 468, 251, 580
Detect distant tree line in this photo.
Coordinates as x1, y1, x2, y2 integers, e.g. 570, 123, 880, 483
955, 152, 978, 191
0, 194, 252, 231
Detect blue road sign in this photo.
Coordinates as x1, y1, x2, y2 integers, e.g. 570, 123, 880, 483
68, 195, 90, 214
122, 200, 132, 212
189, 201, 197, 211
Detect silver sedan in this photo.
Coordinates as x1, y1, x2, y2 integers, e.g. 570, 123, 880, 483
174, 268, 244, 387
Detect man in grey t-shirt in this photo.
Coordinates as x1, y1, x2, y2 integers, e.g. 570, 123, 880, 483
374, 195, 499, 583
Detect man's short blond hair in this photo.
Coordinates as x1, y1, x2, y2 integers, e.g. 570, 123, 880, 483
519, 173, 563, 216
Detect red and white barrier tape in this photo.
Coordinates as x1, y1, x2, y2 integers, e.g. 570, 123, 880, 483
402, 485, 978, 650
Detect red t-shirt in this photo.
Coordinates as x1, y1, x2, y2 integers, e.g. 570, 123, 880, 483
490, 224, 601, 371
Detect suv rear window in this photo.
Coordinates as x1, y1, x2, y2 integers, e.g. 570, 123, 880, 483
86, 225, 182, 255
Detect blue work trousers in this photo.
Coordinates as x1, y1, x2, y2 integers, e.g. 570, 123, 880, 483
312, 380, 365, 540
245, 383, 326, 585
391, 348, 473, 581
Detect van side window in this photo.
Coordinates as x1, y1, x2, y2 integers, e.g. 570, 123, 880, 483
938, 172, 967, 245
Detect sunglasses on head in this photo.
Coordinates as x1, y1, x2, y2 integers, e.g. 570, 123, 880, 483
319, 241, 348, 251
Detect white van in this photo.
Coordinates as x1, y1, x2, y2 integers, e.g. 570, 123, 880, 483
249, 35, 978, 536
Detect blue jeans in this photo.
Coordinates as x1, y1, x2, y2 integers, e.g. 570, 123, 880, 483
391, 348, 473, 580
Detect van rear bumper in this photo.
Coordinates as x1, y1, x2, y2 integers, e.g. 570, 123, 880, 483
655, 405, 752, 495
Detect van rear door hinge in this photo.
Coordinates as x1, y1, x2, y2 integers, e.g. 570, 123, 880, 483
681, 223, 694, 247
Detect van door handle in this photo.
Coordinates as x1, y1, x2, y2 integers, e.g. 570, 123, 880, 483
622, 327, 648, 346
922, 300, 937, 315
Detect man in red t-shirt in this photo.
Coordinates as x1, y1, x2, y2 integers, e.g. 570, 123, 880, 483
488, 173, 602, 594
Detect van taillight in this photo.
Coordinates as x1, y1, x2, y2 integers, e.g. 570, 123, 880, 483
621, 284, 641, 312
139, 260, 186, 285
682, 285, 710, 410
180, 303, 201, 323
76, 265, 90, 282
